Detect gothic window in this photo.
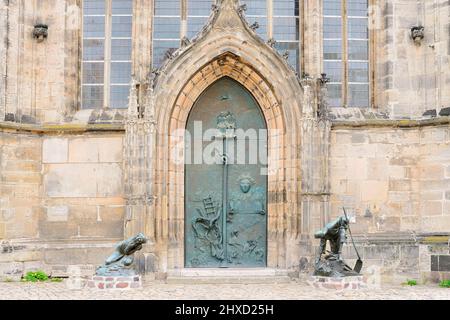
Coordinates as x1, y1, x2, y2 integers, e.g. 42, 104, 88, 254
187, 0, 213, 38
82, 0, 133, 109
150, 1, 302, 72
152, 0, 181, 68
242, 0, 268, 40
273, 0, 300, 71
323, 0, 369, 108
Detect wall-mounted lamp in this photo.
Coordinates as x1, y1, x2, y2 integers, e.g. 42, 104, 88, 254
410, 26, 424, 45
33, 24, 48, 42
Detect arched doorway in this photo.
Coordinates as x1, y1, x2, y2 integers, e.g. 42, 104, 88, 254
184, 77, 268, 268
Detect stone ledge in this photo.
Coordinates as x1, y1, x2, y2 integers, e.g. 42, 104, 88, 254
307, 276, 367, 290
0, 121, 124, 134
331, 116, 450, 129
86, 275, 142, 290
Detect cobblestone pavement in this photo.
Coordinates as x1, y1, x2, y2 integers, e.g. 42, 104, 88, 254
0, 280, 449, 300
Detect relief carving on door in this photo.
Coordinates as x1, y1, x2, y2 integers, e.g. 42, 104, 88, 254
185, 77, 267, 268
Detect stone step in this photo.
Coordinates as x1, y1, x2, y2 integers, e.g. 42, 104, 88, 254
166, 268, 292, 284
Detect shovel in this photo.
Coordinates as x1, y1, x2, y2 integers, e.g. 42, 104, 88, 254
343, 207, 363, 273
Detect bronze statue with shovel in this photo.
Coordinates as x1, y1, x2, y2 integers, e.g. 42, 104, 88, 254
313, 208, 363, 277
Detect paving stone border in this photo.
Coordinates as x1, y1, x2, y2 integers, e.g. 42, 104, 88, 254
86, 275, 142, 290
308, 276, 367, 290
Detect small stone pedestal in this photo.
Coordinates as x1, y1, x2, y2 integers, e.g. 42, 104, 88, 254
87, 275, 142, 290
308, 276, 366, 290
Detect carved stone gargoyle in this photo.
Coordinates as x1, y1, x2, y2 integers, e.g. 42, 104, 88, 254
95, 233, 147, 276
33, 24, 48, 42
410, 26, 424, 45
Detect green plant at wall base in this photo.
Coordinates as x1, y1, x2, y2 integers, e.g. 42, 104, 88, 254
23, 271, 49, 282
50, 277, 63, 283
440, 280, 450, 288
404, 279, 418, 286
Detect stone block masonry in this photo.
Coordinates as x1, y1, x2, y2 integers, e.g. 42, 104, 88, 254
0, 0, 449, 284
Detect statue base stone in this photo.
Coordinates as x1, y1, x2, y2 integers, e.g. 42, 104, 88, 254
87, 275, 142, 290
308, 276, 366, 290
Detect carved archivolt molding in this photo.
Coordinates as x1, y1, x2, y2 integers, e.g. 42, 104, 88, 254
122, 0, 332, 268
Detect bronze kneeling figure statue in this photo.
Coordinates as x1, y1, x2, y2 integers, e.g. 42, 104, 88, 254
314, 213, 362, 277
96, 233, 147, 276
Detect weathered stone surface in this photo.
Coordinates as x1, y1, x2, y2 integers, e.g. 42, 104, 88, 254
44, 247, 115, 265
44, 163, 122, 197
0, 262, 24, 281
46, 206, 69, 222
43, 138, 68, 163
23, 261, 52, 275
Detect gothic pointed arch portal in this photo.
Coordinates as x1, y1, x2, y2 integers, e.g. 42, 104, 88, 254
185, 77, 268, 268
163, 53, 292, 270
124, 0, 331, 273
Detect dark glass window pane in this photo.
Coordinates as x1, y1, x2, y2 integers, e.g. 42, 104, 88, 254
153, 40, 180, 68
83, 39, 105, 61
111, 62, 131, 84
324, 61, 342, 82
349, 62, 369, 82
273, 0, 299, 16
154, 17, 181, 39
347, 0, 368, 17
327, 84, 342, 107
323, 0, 341, 16
83, 62, 104, 84
348, 83, 369, 107
188, 0, 212, 16
348, 40, 368, 60
84, 0, 105, 15
111, 39, 132, 60
242, 0, 267, 16
112, 16, 132, 37
187, 16, 209, 38
110, 85, 129, 108
348, 18, 368, 39
82, 85, 104, 109
83, 16, 105, 38
324, 40, 342, 60
155, 0, 180, 16
275, 42, 299, 71
323, 17, 342, 39
273, 17, 299, 41
112, 0, 133, 14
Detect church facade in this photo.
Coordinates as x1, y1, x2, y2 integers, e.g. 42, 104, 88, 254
0, 0, 449, 283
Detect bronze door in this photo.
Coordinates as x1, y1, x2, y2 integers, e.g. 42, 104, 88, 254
185, 77, 268, 268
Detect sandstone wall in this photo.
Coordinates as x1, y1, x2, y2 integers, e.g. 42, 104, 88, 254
0, 131, 125, 279
376, 0, 450, 117
329, 124, 450, 281
330, 124, 450, 231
